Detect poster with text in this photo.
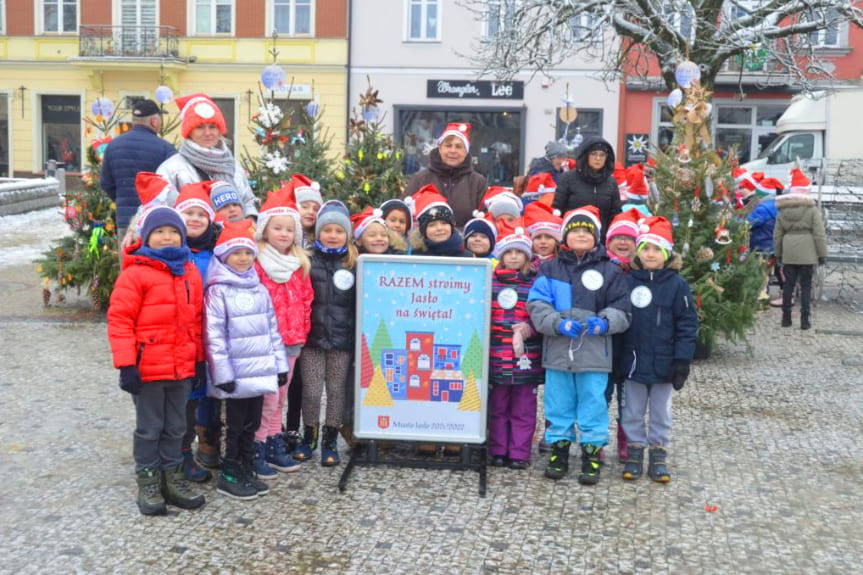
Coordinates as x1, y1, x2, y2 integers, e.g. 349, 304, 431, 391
354, 255, 492, 443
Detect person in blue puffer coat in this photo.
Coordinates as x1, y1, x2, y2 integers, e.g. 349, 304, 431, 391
527, 205, 630, 485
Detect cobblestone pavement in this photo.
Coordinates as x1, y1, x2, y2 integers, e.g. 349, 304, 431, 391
1, 262, 862, 574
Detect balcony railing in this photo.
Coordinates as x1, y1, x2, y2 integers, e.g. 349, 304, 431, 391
79, 25, 180, 59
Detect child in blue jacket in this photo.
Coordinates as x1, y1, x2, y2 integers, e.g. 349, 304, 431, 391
527, 205, 631, 485
619, 216, 698, 483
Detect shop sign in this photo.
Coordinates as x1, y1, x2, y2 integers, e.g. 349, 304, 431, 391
427, 80, 524, 100
625, 133, 650, 165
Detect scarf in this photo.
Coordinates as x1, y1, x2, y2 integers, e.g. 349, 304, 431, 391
257, 242, 302, 283
314, 240, 347, 256
179, 139, 236, 182
187, 222, 219, 253
135, 245, 191, 276
423, 230, 465, 257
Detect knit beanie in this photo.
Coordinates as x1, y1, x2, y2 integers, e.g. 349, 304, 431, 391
140, 206, 186, 246
481, 186, 523, 220
463, 210, 498, 248
545, 140, 568, 159
210, 181, 243, 211
380, 198, 414, 232
562, 205, 601, 243
315, 200, 352, 237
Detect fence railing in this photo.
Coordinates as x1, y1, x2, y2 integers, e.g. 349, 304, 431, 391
79, 25, 180, 59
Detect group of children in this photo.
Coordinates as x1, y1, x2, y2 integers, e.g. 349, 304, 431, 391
107, 165, 699, 516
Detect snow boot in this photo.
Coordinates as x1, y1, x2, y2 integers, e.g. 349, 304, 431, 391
217, 459, 257, 500
266, 434, 301, 472
648, 447, 671, 483
320, 425, 341, 467
544, 440, 571, 480
283, 429, 301, 453
616, 424, 628, 462
801, 311, 811, 330
622, 445, 645, 480
781, 309, 792, 327
182, 448, 212, 482
242, 457, 270, 496
135, 468, 167, 516
252, 441, 278, 480
161, 466, 205, 510
292, 425, 318, 462
578, 444, 602, 485
194, 425, 220, 469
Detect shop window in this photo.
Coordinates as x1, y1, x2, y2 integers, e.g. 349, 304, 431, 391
194, 0, 233, 35
41, 95, 81, 173
0, 94, 8, 176
555, 108, 603, 152
396, 107, 523, 185
41, 0, 77, 34
406, 0, 439, 42
273, 0, 312, 36
211, 97, 235, 153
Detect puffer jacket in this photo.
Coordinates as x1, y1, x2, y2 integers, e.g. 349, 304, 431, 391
747, 197, 777, 254
255, 261, 313, 347
404, 149, 488, 228
619, 255, 699, 385
552, 136, 621, 240
773, 194, 827, 265
107, 242, 203, 382
157, 152, 258, 217
204, 257, 288, 399
307, 249, 356, 351
527, 246, 631, 373
490, 267, 543, 386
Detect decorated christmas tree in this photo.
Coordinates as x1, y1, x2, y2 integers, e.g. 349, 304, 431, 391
289, 102, 337, 194
331, 78, 406, 212
240, 86, 297, 201
363, 365, 394, 407
359, 333, 374, 389
649, 77, 766, 350
457, 372, 481, 412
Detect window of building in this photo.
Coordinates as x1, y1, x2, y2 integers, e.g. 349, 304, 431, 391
41, 95, 81, 173
568, 10, 601, 43
554, 108, 603, 151
194, 0, 233, 35
392, 382, 400, 394
0, 94, 8, 176
0, 0, 6, 34
409, 374, 419, 387
449, 349, 456, 358
386, 368, 393, 380
41, 0, 78, 33
406, 0, 439, 42
433, 382, 439, 395
484, 0, 516, 38
211, 97, 236, 152
384, 352, 394, 364
662, 2, 695, 43
273, 0, 312, 36
806, 8, 842, 48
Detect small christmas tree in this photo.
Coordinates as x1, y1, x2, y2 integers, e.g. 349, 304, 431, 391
331, 78, 406, 212
359, 333, 374, 389
369, 319, 393, 369
363, 365, 394, 407
457, 372, 481, 412
649, 80, 766, 350
460, 330, 484, 384
289, 103, 337, 194
240, 86, 297, 201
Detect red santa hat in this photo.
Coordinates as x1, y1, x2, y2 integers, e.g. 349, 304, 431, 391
436, 122, 471, 152
788, 168, 811, 195
285, 173, 323, 206
215, 218, 258, 260
562, 205, 601, 242
523, 172, 557, 202
493, 224, 533, 260
411, 184, 455, 233
637, 216, 674, 253
613, 163, 629, 199
136, 172, 173, 208
625, 164, 649, 202
255, 187, 302, 242
607, 208, 643, 241
174, 182, 215, 222
350, 206, 388, 240
523, 201, 562, 241
481, 186, 523, 220
175, 93, 227, 140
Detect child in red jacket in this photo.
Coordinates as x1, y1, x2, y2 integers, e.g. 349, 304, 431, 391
107, 206, 206, 516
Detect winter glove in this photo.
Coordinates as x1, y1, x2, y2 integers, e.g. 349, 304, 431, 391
512, 330, 525, 357
216, 381, 237, 394
277, 372, 288, 387
671, 362, 691, 391
586, 316, 609, 336
558, 319, 584, 339
119, 366, 142, 396
818, 257, 826, 266
193, 362, 207, 392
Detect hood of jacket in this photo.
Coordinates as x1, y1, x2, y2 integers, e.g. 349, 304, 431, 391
630, 251, 683, 274
205, 255, 259, 289
574, 136, 615, 183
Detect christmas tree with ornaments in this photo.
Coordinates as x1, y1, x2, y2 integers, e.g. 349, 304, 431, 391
648, 65, 766, 352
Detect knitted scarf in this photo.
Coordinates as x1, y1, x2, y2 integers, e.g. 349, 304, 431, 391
423, 230, 465, 256
313, 240, 347, 255
187, 222, 219, 253
257, 242, 302, 283
179, 139, 236, 182
134, 245, 191, 276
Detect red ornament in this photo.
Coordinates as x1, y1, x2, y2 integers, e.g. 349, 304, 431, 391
726, 247, 732, 263
696, 293, 701, 309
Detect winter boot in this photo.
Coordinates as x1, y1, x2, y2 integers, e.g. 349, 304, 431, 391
194, 425, 220, 469
242, 458, 270, 496
648, 447, 671, 483
320, 425, 341, 467
182, 448, 212, 482
578, 444, 602, 485
544, 440, 571, 480
217, 459, 257, 500
284, 429, 301, 453
161, 466, 206, 510
801, 311, 811, 330
616, 424, 628, 461
292, 425, 318, 462
781, 309, 792, 327
622, 445, 645, 481
252, 441, 278, 480
135, 468, 167, 516
266, 434, 301, 472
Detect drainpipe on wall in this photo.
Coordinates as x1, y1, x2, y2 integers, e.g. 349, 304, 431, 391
345, 0, 353, 148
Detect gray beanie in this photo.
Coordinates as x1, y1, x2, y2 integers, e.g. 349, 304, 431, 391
315, 200, 352, 237
545, 141, 568, 159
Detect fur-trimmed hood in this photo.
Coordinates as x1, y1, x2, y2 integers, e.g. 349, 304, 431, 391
775, 193, 816, 208
631, 251, 683, 271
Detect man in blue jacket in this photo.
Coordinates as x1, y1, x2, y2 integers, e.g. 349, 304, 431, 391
101, 99, 176, 249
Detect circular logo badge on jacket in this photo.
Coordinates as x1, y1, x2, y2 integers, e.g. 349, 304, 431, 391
234, 291, 255, 311
581, 269, 604, 291
497, 288, 519, 310
333, 269, 355, 291
630, 286, 653, 308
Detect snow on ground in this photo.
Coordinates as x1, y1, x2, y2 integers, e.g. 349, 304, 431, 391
0, 208, 71, 267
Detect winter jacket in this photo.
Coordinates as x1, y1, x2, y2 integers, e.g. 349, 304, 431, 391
619, 255, 699, 385
156, 152, 258, 217
100, 125, 177, 228
747, 197, 778, 254
255, 261, 314, 347
404, 149, 488, 228
490, 267, 543, 386
527, 156, 564, 185
107, 242, 203, 382
552, 136, 621, 241
773, 194, 827, 265
204, 257, 288, 399
527, 246, 631, 373
307, 249, 356, 351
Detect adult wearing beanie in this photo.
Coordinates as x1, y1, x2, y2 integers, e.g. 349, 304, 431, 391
527, 140, 569, 185
157, 93, 258, 219
553, 136, 622, 242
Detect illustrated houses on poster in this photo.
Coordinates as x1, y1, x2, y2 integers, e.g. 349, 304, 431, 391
380, 331, 465, 403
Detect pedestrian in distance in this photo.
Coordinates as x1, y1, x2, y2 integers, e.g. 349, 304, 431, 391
107, 205, 206, 515
527, 140, 569, 185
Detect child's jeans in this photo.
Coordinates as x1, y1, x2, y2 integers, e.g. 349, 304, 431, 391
488, 384, 537, 461
255, 355, 299, 441
544, 370, 608, 446
224, 396, 264, 463
133, 380, 190, 472
621, 380, 673, 447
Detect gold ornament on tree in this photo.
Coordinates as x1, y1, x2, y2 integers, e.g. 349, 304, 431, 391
695, 246, 715, 262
